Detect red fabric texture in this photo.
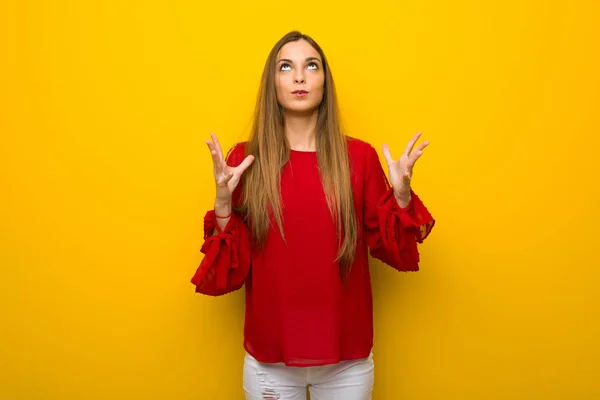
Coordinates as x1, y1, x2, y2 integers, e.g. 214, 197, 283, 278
190, 138, 435, 367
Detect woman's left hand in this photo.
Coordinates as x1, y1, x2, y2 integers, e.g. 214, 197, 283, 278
382, 132, 430, 208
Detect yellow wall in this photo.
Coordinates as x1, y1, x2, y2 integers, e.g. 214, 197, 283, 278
2, 0, 599, 398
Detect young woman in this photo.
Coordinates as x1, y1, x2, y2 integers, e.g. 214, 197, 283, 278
191, 30, 435, 400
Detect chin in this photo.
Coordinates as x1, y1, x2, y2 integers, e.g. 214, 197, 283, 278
281, 103, 321, 114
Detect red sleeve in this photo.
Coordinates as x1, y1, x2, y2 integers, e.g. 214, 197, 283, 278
190, 143, 252, 296
362, 143, 435, 272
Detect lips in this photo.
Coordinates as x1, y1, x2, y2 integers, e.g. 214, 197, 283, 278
292, 90, 308, 94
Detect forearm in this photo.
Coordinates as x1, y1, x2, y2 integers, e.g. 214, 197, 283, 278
214, 199, 232, 233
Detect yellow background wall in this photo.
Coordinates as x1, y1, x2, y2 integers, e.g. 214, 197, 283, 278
2, 0, 599, 398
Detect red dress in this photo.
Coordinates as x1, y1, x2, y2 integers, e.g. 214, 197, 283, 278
191, 138, 435, 367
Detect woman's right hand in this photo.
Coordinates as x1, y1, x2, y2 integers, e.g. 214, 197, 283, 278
206, 132, 255, 206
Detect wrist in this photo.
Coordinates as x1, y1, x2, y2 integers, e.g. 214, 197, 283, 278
214, 200, 232, 214
394, 191, 411, 209
215, 197, 232, 208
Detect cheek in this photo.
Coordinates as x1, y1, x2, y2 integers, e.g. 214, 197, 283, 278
275, 75, 286, 101
275, 74, 281, 92
315, 74, 325, 93
314, 77, 325, 101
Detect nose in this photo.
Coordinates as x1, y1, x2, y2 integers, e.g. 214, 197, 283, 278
294, 71, 306, 84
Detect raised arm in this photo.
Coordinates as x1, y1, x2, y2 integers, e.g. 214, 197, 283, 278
190, 134, 254, 295
363, 133, 435, 271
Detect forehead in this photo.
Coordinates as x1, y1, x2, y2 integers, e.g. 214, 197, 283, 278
277, 40, 321, 61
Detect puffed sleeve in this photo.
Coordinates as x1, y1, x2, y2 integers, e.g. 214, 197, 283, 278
362, 144, 435, 272
190, 143, 252, 295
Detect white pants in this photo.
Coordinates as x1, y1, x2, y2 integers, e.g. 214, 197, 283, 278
243, 352, 374, 400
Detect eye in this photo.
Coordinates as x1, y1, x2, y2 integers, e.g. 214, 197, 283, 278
280, 63, 291, 71
307, 62, 319, 70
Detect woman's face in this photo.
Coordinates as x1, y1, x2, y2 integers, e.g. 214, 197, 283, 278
275, 39, 325, 114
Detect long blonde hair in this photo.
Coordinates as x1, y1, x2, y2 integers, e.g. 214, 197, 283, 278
240, 31, 358, 281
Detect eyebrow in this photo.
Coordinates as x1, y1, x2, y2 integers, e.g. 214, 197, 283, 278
277, 57, 322, 64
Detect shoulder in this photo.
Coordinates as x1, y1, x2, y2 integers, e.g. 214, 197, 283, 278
225, 141, 249, 167
346, 136, 380, 166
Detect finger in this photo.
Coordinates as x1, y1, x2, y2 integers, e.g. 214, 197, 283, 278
381, 144, 395, 166
206, 140, 220, 166
217, 171, 234, 186
408, 140, 428, 164
403, 131, 422, 157
235, 155, 255, 174
223, 171, 234, 184
407, 151, 424, 170
210, 132, 224, 162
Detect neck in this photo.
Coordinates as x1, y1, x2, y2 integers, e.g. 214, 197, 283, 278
283, 109, 318, 151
